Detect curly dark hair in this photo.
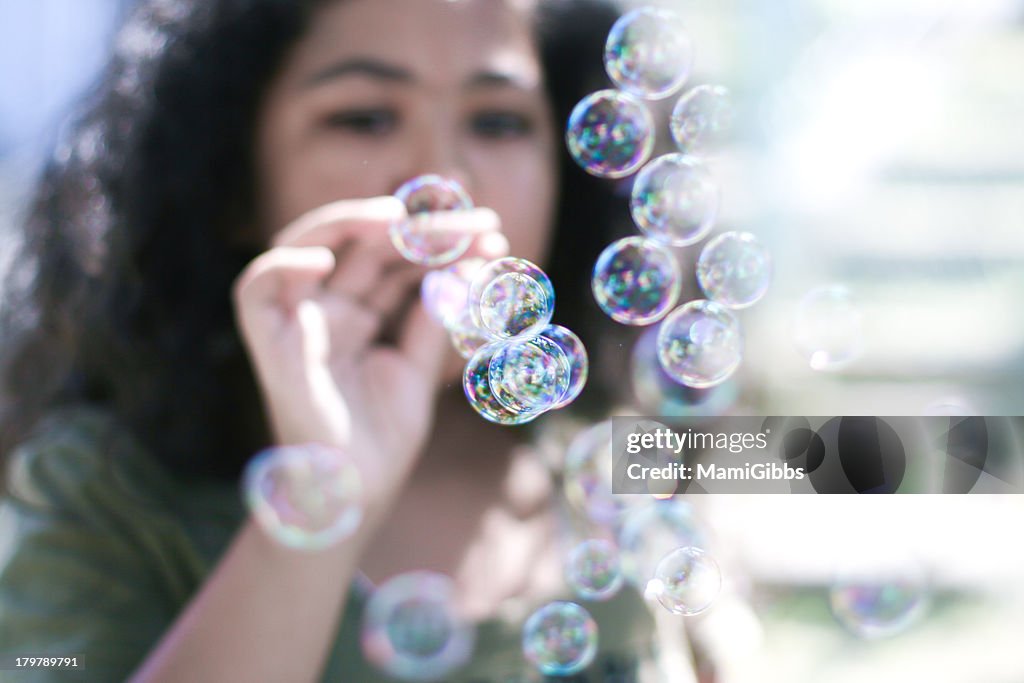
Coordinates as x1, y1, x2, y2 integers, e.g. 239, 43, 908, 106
0, 0, 628, 485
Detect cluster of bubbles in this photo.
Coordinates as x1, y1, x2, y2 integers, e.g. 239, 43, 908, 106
361, 571, 476, 681
562, 423, 723, 614
565, 7, 771, 392
243, 443, 363, 551
387, 175, 589, 424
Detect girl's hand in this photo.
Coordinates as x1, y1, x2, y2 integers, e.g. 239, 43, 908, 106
233, 196, 507, 517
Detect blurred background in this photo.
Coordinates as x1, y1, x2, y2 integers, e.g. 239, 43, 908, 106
1, 0, 1023, 681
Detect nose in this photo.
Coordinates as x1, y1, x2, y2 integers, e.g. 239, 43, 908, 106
399, 116, 475, 199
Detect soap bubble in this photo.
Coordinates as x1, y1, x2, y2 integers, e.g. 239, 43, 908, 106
793, 285, 865, 371
604, 7, 693, 99
421, 258, 485, 328
564, 421, 636, 525
566, 539, 624, 602
657, 300, 743, 388
447, 307, 496, 359
630, 154, 719, 247
651, 547, 721, 615
632, 327, 740, 417
468, 257, 554, 340
463, 342, 544, 425
696, 232, 772, 309
244, 444, 362, 551
592, 236, 681, 326
488, 336, 570, 414
361, 571, 475, 681
618, 500, 708, 587
390, 175, 474, 266
539, 324, 589, 409
671, 85, 735, 153
566, 89, 654, 178
829, 580, 929, 639
828, 545, 929, 639
522, 601, 598, 676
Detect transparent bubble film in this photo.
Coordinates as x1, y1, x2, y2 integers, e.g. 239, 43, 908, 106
244, 444, 362, 551
630, 153, 719, 247
566, 89, 654, 178
564, 421, 635, 525
604, 8, 693, 99
463, 342, 544, 425
592, 236, 681, 326
390, 174, 474, 266
696, 231, 772, 309
657, 299, 743, 388
793, 284, 865, 371
488, 335, 571, 414
539, 324, 589, 409
361, 571, 475, 681
421, 257, 485, 329
468, 257, 554, 340
566, 539, 624, 602
521, 601, 599, 676
652, 546, 722, 616
618, 500, 708, 587
671, 84, 735, 153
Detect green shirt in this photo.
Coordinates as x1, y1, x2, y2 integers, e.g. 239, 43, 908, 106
0, 408, 667, 682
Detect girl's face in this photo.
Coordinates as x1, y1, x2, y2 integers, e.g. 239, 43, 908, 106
255, 0, 558, 265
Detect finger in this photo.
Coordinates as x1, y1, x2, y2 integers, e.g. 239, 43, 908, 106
408, 207, 500, 236
327, 207, 498, 298
233, 246, 335, 316
272, 196, 406, 249
316, 293, 381, 359
326, 230, 422, 300
464, 230, 510, 262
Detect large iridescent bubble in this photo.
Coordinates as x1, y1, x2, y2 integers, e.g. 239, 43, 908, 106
566, 539, 624, 602
243, 444, 362, 551
488, 335, 570, 414
539, 324, 589, 409
793, 285, 865, 371
630, 154, 719, 247
463, 342, 544, 425
361, 571, 475, 681
651, 546, 722, 615
671, 85, 735, 153
566, 89, 654, 178
604, 8, 693, 99
468, 257, 554, 340
592, 236, 681, 325
390, 175, 474, 267
521, 601, 599, 676
696, 232, 772, 309
657, 300, 743, 388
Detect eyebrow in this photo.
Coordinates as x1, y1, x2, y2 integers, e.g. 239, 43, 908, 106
304, 56, 536, 91
304, 58, 414, 87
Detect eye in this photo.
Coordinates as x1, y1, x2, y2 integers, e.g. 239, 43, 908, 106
470, 110, 534, 139
322, 108, 398, 135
